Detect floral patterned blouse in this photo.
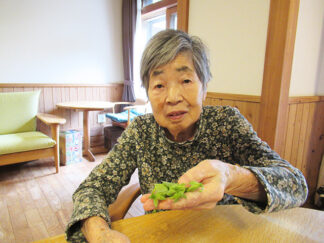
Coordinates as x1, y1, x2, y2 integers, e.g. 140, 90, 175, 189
66, 106, 308, 242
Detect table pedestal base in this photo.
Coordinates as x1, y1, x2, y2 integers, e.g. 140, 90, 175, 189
83, 149, 95, 162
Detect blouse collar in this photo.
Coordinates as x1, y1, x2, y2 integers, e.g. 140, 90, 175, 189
157, 108, 205, 146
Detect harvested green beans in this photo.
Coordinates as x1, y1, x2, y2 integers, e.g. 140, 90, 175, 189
149, 181, 204, 209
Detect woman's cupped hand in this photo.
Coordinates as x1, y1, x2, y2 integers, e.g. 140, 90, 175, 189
141, 160, 233, 211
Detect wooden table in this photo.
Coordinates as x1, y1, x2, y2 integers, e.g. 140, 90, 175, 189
34, 205, 324, 243
57, 101, 128, 161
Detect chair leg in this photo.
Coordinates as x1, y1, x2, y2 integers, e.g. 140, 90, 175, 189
53, 146, 59, 173
51, 124, 60, 173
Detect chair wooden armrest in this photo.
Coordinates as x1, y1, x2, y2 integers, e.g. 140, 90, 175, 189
110, 102, 133, 113
36, 113, 66, 125
123, 104, 148, 126
108, 182, 141, 222
36, 113, 66, 173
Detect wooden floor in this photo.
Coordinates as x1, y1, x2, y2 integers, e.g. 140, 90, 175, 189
0, 154, 144, 243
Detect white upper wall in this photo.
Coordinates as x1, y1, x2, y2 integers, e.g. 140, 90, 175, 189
290, 0, 324, 96
0, 0, 123, 84
188, 0, 270, 95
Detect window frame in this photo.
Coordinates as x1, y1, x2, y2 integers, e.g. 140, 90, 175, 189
141, 0, 189, 32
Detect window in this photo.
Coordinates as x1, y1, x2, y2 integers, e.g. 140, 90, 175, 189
141, 0, 178, 42
142, 14, 167, 43
134, 0, 178, 100
167, 6, 177, 29
142, 0, 163, 8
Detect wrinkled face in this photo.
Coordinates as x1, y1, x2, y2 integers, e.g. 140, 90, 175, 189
148, 52, 206, 142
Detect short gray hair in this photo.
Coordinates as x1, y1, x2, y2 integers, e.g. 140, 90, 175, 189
140, 29, 212, 93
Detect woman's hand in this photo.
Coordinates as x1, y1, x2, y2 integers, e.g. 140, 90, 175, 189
82, 216, 130, 243
141, 160, 266, 211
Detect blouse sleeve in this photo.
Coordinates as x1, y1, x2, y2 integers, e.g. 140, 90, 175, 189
65, 121, 139, 242
225, 107, 308, 213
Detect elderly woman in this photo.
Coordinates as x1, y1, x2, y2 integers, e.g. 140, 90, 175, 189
66, 29, 308, 242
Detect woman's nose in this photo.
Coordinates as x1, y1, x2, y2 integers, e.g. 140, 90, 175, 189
166, 85, 182, 104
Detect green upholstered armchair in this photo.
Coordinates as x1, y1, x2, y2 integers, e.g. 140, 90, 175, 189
0, 90, 66, 173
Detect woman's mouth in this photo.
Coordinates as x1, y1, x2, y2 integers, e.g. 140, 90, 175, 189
167, 111, 187, 120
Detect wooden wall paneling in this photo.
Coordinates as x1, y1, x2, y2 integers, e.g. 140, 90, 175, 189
52, 87, 61, 117
94, 83, 106, 143
235, 101, 258, 131
23, 87, 33, 91
38, 87, 45, 113
84, 86, 92, 100
106, 86, 112, 102
304, 101, 324, 203
232, 100, 246, 113
237, 101, 259, 130
61, 87, 71, 129
281, 99, 323, 205
3, 87, 13, 92
203, 97, 214, 106
250, 103, 260, 131
302, 103, 316, 172
205, 97, 217, 105
14, 87, 24, 92
213, 98, 222, 106
296, 103, 310, 171
203, 93, 260, 130
69, 87, 79, 130
99, 87, 109, 125
39, 88, 51, 135
92, 87, 100, 127
222, 100, 235, 107
92, 88, 97, 127
216, 98, 223, 105
93, 87, 101, 127
289, 96, 322, 103
46, 87, 55, 135
216, 99, 223, 106
203, 97, 209, 105
84, 87, 93, 127
109, 85, 116, 101
93, 87, 100, 101
233, 100, 246, 116
283, 104, 297, 163
298, 103, 315, 203
99, 86, 107, 101
290, 103, 303, 167
102, 87, 111, 125
43, 87, 54, 114
36, 87, 46, 133
210, 98, 219, 106
114, 85, 123, 101
77, 87, 86, 131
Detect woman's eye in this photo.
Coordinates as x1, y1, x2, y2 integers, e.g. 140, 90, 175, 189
155, 84, 164, 89
183, 79, 191, 84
